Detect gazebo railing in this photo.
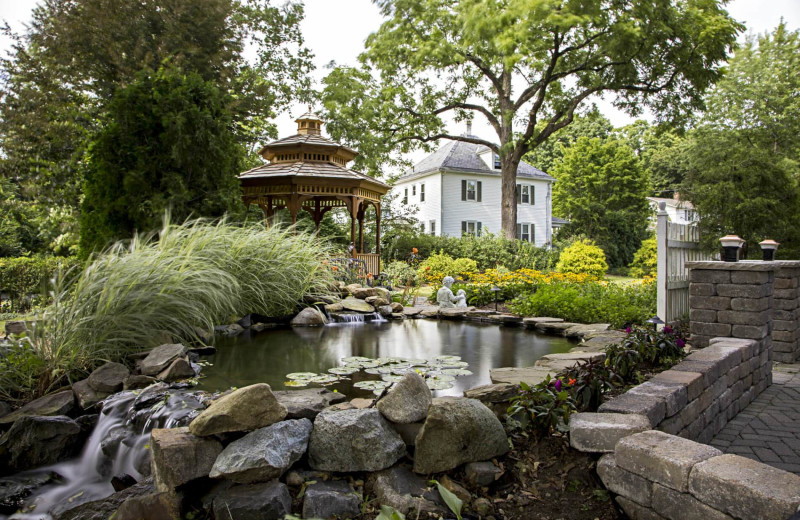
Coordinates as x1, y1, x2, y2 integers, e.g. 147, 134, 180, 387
355, 253, 380, 277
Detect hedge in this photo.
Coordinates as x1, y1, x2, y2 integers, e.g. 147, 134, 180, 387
0, 256, 80, 312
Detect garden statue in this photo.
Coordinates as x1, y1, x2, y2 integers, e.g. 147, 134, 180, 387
437, 276, 467, 308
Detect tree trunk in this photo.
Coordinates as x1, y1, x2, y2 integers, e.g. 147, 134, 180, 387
500, 157, 519, 240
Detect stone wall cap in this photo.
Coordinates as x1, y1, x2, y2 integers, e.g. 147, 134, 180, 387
686, 261, 778, 271
769, 260, 800, 267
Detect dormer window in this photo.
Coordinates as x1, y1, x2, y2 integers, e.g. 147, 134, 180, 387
493, 154, 501, 169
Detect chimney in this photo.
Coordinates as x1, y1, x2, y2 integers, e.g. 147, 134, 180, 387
466, 121, 472, 135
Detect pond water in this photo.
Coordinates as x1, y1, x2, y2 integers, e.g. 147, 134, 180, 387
198, 320, 576, 397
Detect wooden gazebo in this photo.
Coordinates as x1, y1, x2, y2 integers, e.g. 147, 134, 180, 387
239, 110, 389, 274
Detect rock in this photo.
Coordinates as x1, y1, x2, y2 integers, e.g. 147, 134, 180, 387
308, 408, 406, 472
403, 307, 423, 317
535, 352, 606, 371
689, 454, 800, 520
55, 478, 155, 520
377, 305, 393, 317
534, 321, 580, 334
0, 415, 84, 472
440, 475, 471, 504
123, 375, 157, 390
0, 389, 76, 425
370, 466, 447, 516
290, 307, 327, 327
212, 481, 291, 520
598, 392, 667, 427
140, 344, 188, 376
72, 379, 111, 410
87, 362, 130, 393
352, 287, 377, 299
4, 320, 27, 335
112, 492, 181, 520
340, 297, 375, 313
420, 307, 440, 318
472, 497, 493, 516
302, 480, 362, 520
439, 307, 467, 319
366, 295, 390, 306
464, 461, 504, 487
391, 421, 423, 446
464, 383, 518, 403
190, 383, 287, 436
522, 317, 564, 329
350, 397, 374, 409
215, 323, 245, 336
325, 302, 344, 313
345, 283, 362, 295
188, 345, 217, 356
375, 287, 391, 300
0, 471, 60, 515
390, 302, 403, 313
251, 322, 277, 332
489, 366, 554, 386
391, 312, 404, 320
569, 412, 652, 453
156, 357, 195, 382
273, 388, 347, 420
564, 323, 611, 339
150, 427, 222, 492
210, 418, 312, 483
413, 398, 509, 474
376, 371, 432, 424
111, 473, 137, 492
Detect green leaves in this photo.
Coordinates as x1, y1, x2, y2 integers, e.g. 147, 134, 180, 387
375, 505, 407, 520
429, 480, 464, 520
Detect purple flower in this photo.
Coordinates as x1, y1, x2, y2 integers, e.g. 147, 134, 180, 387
663, 326, 673, 334
625, 327, 631, 334
676, 338, 686, 348
554, 379, 563, 391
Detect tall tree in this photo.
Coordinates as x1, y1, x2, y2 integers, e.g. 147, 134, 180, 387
321, 0, 741, 239
552, 136, 650, 267
79, 67, 246, 255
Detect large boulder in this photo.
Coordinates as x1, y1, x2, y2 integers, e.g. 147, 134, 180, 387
112, 492, 181, 520
369, 466, 448, 516
209, 418, 313, 483
140, 344, 188, 376
0, 416, 84, 473
55, 479, 155, 520
290, 307, 327, 327
352, 287, 377, 299
308, 408, 406, 472
156, 357, 195, 382
87, 362, 130, 393
189, 384, 287, 436
376, 372, 431, 424
273, 388, 347, 420
413, 398, 509, 474
212, 481, 291, 520
72, 379, 111, 410
150, 427, 222, 492
0, 471, 61, 515
302, 480, 361, 519
0, 389, 76, 425
340, 297, 375, 313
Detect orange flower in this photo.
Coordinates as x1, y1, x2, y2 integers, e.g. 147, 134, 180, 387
426, 266, 431, 271
332, 266, 338, 272
367, 272, 374, 278
568, 378, 577, 386
412, 247, 418, 254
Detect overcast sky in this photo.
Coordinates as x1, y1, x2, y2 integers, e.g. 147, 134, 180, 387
2, 0, 799, 159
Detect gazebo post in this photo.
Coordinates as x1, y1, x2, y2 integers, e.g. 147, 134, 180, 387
357, 204, 365, 253
375, 203, 381, 256
313, 199, 322, 232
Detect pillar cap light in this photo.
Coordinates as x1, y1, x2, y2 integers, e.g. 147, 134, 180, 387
759, 239, 780, 250
719, 235, 745, 248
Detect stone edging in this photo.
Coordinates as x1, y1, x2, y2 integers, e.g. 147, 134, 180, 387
569, 337, 800, 519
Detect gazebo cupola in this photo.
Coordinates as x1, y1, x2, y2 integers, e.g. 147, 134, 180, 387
238, 109, 389, 272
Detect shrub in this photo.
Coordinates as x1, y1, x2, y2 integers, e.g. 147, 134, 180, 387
555, 239, 608, 278
509, 279, 656, 328
628, 237, 657, 278
384, 260, 417, 287
453, 268, 594, 306
417, 251, 477, 284
0, 217, 334, 402
507, 376, 577, 438
0, 256, 80, 312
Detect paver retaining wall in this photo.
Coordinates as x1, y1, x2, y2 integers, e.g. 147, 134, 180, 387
773, 262, 800, 363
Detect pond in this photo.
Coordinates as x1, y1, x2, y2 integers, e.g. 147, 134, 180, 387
198, 319, 576, 397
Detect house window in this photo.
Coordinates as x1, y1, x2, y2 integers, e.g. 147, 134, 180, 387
429, 220, 436, 236
412, 185, 416, 196
516, 223, 535, 243
461, 179, 482, 202
516, 184, 534, 204
403, 188, 408, 205
493, 154, 501, 169
420, 183, 425, 202
461, 221, 482, 237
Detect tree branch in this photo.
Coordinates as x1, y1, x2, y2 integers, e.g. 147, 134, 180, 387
395, 132, 499, 153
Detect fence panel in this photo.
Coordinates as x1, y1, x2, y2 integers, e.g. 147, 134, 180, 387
656, 203, 712, 324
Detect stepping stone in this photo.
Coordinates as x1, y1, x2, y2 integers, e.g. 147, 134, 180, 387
535, 352, 606, 371
490, 367, 554, 386
522, 317, 564, 329
534, 321, 581, 335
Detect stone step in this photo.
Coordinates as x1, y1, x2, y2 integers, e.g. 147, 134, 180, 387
535, 352, 606, 371
522, 317, 564, 329
489, 366, 554, 386
534, 321, 581, 335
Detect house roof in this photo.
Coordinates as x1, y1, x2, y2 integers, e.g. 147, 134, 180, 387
647, 196, 695, 210
400, 139, 554, 182
552, 216, 570, 225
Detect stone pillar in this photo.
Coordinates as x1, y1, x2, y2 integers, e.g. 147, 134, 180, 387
772, 261, 800, 363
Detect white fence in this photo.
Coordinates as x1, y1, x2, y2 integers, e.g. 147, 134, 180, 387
656, 203, 713, 324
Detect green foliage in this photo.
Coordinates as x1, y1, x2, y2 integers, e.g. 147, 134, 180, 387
430, 480, 463, 520
560, 359, 623, 412
0, 217, 334, 401
417, 251, 477, 284
383, 231, 558, 272
604, 326, 686, 381
628, 237, 657, 278
553, 137, 650, 267
375, 505, 406, 520
510, 280, 656, 329
507, 376, 577, 438
0, 256, 80, 312
384, 261, 417, 287
555, 240, 608, 278
323, 0, 740, 237
79, 67, 246, 256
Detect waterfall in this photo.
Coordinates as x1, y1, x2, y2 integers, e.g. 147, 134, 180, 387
328, 312, 387, 324
6, 386, 205, 520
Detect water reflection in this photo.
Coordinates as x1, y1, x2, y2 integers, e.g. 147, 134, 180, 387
199, 320, 575, 397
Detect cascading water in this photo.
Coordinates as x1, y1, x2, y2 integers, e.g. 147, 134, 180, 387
4, 384, 206, 520
328, 312, 387, 324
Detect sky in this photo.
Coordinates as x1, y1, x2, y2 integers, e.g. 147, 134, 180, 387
1, 0, 799, 161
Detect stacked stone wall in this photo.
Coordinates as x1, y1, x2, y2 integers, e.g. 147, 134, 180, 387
773, 262, 800, 363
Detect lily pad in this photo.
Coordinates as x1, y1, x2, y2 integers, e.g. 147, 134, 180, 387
341, 356, 372, 363
439, 368, 473, 376
435, 355, 462, 362
427, 374, 456, 382
354, 380, 390, 391
426, 379, 455, 390
381, 374, 405, 383
432, 360, 469, 369
286, 372, 318, 381
284, 380, 309, 387
310, 374, 340, 385
328, 367, 358, 375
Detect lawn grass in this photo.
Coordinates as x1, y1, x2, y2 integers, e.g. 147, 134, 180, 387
605, 274, 641, 285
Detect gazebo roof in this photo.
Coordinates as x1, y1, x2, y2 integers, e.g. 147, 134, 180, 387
239, 159, 388, 188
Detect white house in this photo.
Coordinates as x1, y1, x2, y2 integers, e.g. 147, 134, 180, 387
392, 137, 555, 246
647, 196, 698, 226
